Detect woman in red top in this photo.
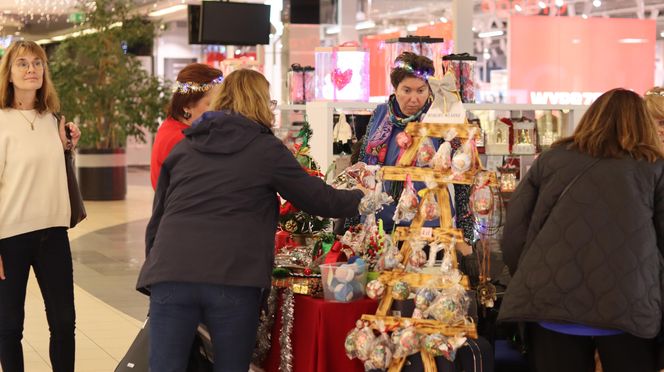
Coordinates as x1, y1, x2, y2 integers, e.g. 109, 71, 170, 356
150, 63, 223, 189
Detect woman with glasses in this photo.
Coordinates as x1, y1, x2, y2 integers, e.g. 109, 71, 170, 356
150, 63, 223, 190
0, 41, 81, 372
136, 69, 365, 371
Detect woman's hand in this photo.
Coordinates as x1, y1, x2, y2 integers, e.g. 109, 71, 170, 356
0, 254, 5, 280
58, 115, 81, 150
455, 241, 473, 256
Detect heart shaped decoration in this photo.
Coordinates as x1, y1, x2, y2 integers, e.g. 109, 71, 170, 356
331, 68, 353, 91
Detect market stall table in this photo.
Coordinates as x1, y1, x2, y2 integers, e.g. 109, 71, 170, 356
263, 295, 378, 372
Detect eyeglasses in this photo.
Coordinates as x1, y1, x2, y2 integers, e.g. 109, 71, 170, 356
13, 59, 44, 72
270, 100, 278, 110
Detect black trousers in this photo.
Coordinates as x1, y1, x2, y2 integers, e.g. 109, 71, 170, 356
0, 227, 76, 372
529, 323, 657, 372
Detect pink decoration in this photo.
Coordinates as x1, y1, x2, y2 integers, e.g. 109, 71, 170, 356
331, 68, 353, 91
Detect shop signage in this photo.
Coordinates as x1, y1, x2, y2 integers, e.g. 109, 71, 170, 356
481, 0, 567, 17
530, 91, 602, 105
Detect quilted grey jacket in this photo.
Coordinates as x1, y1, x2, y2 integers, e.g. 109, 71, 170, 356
498, 146, 664, 338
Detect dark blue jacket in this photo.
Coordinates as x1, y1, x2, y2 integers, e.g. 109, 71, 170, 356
137, 111, 363, 292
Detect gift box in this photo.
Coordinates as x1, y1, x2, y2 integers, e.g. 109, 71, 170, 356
314, 43, 369, 101
442, 53, 478, 103
287, 64, 315, 104
383, 36, 448, 94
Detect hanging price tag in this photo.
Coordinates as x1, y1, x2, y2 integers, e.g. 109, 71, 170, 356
420, 227, 433, 239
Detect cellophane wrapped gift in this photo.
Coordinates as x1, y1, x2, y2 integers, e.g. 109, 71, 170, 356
287, 64, 315, 104
383, 36, 449, 94
315, 43, 369, 101
442, 53, 478, 103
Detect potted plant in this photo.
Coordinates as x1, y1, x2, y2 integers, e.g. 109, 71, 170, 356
51, 0, 169, 200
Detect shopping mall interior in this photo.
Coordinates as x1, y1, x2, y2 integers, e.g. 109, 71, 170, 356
0, 0, 663, 371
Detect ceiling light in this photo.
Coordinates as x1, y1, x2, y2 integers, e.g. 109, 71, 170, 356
35, 39, 52, 44
406, 24, 418, 32
618, 38, 647, 44
515, 4, 522, 12
52, 35, 68, 41
555, 0, 564, 7
581, 14, 588, 19
592, 0, 601, 7
538, 1, 546, 8
439, 16, 448, 23
478, 30, 504, 38
355, 20, 375, 30
659, 31, 664, 38
148, 4, 187, 17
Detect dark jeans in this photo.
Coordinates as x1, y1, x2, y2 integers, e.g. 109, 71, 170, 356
0, 227, 76, 372
149, 282, 262, 372
529, 323, 657, 372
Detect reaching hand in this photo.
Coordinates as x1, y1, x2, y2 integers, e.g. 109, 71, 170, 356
58, 115, 81, 150
0, 254, 5, 280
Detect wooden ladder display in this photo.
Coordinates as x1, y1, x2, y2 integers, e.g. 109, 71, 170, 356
366, 121, 495, 372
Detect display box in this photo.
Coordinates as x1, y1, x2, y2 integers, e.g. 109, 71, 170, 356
287, 64, 315, 104
314, 44, 369, 101
442, 53, 478, 103
512, 118, 537, 155
383, 36, 447, 94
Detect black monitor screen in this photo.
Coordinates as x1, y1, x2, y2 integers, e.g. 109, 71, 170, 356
188, 5, 202, 45
200, 2, 271, 46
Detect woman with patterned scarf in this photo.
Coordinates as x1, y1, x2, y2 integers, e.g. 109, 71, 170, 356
359, 52, 475, 262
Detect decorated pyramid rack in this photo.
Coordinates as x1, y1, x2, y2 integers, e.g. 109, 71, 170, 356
360, 119, 497, 372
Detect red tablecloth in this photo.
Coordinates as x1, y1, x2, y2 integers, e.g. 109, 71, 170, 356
263, 295, 378, 372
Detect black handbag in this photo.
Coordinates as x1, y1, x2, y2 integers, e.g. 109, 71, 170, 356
115, 318, 214, 372
65, 149, 86, 228
54, 113, 87, 228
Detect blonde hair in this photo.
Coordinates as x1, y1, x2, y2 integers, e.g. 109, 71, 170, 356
210, 69, 274, 128
645, 86, 664, 123
554, 88, 663, 162
0, 40, 60, 114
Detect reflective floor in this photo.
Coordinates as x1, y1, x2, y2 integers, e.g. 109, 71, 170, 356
5, 168, 155, 371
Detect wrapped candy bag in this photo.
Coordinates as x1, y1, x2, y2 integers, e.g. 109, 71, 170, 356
423, 334, 467, 361
355, 323, 377, 361
419, 189, 440, 221
407, 239, 428, 271
416, 137, 436, 167
376, 238, 404, 271
426, 241, 445, 268
365, 322, 393, 370
432, 141, 452, 171
366, 279, 386, 300
391, 323, 422, 359
451, 127, 478, 177
358, 182, 394, 216
423, 283, 469, 324
394, 176, 419, 224
391, 280, 411, 300
345, 320, 365, 359
415, 287, 439, 312
347, 162, 380, 190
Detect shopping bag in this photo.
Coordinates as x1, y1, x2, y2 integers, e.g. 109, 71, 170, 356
114, 318, 213, 372
115, 318, 149, 372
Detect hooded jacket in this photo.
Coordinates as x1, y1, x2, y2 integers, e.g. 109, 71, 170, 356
498, 146, 664, 339
136, 111, 363, 292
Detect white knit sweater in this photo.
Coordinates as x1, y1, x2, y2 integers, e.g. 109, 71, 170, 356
0, 109, 70, 239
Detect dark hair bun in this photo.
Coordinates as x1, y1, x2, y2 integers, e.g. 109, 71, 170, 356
390, 52, 434, 89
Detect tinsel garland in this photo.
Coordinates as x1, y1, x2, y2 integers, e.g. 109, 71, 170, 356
279, 288, 295, 372
251, 286, 279, 365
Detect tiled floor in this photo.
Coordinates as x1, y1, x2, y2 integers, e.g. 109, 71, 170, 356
5, 168, 155, 371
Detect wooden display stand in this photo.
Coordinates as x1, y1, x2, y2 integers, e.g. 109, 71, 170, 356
365, 121, 494, 372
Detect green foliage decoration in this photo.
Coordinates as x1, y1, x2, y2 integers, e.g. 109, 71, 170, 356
50, 0, 170, 149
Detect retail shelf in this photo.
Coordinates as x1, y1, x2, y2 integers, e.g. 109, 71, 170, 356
464, 103, 588, 112
277, 104, 306, 111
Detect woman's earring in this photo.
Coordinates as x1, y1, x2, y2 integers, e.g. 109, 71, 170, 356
183, 111, 192, 119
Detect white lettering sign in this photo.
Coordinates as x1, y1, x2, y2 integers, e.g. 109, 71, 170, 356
530, 91, 602, 105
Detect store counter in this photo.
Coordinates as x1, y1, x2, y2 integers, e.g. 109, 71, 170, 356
263, 295, 378, 372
